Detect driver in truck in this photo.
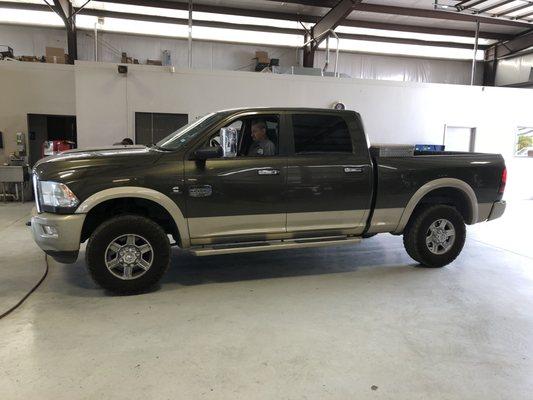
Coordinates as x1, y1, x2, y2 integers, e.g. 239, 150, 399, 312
248, 120, 275, 156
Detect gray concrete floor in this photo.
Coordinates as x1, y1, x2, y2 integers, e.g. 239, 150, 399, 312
1, 202, 532, 399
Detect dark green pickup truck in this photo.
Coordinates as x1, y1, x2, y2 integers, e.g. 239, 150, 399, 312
31, 108, 506, 294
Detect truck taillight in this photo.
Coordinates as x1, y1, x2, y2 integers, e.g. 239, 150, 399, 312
499, 167, 507, 195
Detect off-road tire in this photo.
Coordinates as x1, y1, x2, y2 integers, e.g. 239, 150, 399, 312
403, 204, 466, 268
86, 215, 170, 294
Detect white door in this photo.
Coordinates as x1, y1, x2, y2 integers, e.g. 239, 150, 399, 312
444, 126, 476, 152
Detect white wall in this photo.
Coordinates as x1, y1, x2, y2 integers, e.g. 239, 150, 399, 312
74, 61, 533, 200
0, 61, 75, 163
1, 23, 479, 85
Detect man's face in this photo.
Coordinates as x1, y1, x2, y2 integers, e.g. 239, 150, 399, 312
251, 124, 267, 141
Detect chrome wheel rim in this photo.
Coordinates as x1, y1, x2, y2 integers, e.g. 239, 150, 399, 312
105, 234, 154, 280
425, 218, 455, 255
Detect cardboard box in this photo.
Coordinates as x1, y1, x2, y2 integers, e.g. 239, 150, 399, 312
45, 47, 66, 64
19, 56, 40, 62
147, 59, 162, 66
255, 51, 269, 64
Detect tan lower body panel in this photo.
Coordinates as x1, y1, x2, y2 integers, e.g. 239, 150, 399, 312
367, 208, 404, 234
188, 210, 369, 243
286, 210, 368, 233
477, 202, 494, 223
188, 213, 285, 239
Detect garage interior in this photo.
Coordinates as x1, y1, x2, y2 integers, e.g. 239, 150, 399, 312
1, 0, 533, 398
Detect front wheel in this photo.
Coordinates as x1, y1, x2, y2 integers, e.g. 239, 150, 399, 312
86, 215, 170, 294
403, 205, 466, 268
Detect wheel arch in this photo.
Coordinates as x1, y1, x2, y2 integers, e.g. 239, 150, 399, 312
76, 187, 190, 247
394, 178, 478, 234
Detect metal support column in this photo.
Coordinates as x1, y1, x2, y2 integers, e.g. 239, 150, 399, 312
470, 21, 480, 85
50, 0, 78, 64
188, 0, 193, 69
94, 22, 98, 61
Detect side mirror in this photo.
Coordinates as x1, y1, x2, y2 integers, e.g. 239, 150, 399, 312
194, 146, 222, 160
220, 126, 238, 158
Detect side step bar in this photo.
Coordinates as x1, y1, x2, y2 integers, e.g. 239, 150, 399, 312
189, 236, 362, 256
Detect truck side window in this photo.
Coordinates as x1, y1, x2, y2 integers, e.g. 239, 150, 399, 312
292, 114, 352, 154
210, 115, 279, 157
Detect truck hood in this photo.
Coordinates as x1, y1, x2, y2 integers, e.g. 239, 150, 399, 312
34, 145, 149, 166
33, 145, 163, 182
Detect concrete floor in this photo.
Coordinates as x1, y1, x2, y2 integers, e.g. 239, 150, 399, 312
1, 202, 532, 399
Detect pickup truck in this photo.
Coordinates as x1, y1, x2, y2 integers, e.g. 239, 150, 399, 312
31, 108, 506, 294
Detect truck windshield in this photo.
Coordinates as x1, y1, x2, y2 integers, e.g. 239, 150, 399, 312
156, 112, 225, 150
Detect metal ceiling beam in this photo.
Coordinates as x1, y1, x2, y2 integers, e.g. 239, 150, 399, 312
0, 1, 510, 40
312, 0, 358, 40
303, 0, 361, 67
485, 28, 533, 60
50, 0, 77, 63
493, 2, 532, 17
459, 0, 489, 10
515, 10, 533, 19
351, 3, 533, 28
93, 0, 515, 39
265, 0, 532, 27
477, 0, 514, 14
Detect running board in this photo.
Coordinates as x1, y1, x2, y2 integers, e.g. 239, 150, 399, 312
189, 236, 362, 256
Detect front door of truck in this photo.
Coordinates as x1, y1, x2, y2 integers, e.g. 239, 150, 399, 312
184, 112, 288, 243
285, 112, 373, 234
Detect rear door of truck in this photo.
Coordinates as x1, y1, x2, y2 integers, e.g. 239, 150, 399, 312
285, 111, 373, 234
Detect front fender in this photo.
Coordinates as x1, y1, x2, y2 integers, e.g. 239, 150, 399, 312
75, 186, 190, 247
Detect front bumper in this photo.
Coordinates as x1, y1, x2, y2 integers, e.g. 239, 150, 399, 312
31, 208, 86, 263
487, 200, 506, 221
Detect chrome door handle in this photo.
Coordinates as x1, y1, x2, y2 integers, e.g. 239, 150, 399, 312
344, 167, 363, 173
257, 169, 280, 175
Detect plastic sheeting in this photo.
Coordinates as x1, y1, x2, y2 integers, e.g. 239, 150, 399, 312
314, 50, 483, 85
495, 52, 533, 87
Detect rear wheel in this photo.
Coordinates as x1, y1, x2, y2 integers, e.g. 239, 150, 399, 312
403, 205, 466, 268
86, 215, 170, 294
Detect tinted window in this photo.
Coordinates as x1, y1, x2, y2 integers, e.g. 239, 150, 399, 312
292, 114, 352, 153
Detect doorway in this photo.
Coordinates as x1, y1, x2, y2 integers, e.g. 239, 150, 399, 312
443, 125, 476, 152
27, 114, 77, 167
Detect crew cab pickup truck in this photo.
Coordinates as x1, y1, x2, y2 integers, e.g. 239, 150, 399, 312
31, 108, 506, 294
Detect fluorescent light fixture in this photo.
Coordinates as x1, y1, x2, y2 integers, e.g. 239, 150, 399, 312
80, 1, 300, 29
77, 15, 189, 37
0, 0, 43, 4
192, 26, 302, 47
335, 26, 495, 46
76, 0, 189, 19
0, 8, 63, 26
318, 38, 485, 61
193, 11, 301, 30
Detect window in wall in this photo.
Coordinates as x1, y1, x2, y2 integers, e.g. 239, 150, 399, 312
135, 112, 188, 145
292, 114, 352, 154
515, 127, 533, 158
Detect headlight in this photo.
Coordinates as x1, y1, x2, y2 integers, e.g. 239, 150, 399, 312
39, 181, 79, 209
